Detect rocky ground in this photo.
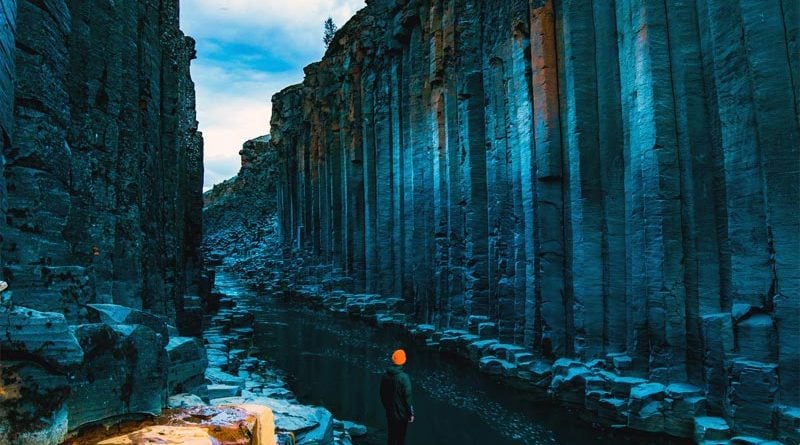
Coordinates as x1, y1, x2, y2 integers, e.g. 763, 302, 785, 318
203, 226, 799, 445
58, 264, 367, 445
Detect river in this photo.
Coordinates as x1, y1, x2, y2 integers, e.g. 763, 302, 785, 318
214, 271, 686, 445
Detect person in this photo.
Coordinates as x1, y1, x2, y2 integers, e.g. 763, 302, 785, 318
380, 349, 415, 445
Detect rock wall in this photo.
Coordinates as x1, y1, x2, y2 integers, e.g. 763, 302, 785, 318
273, 0, 799, 438
0, 0, 205, 441
1, 0, 203, 321
203, 134, 278, 257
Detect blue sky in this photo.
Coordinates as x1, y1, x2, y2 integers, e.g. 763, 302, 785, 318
181, 0, 366, 190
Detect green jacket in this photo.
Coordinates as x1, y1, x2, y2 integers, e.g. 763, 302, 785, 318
380, 365, 414, 421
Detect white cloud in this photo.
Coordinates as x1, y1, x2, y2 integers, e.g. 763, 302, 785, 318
182, 0, 366, 190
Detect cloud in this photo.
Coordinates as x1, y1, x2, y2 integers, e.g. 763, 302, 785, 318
181, 0, 366, 190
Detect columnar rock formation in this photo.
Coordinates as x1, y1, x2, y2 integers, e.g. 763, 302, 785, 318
1, 0, 205, 441
2, 0, 203, 321
204, 135, 277, 252
273, 0, 799, 437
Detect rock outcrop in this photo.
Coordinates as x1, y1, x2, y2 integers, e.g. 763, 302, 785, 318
204, 135, 278, 262
260, 0, 799, 440
0, 0, 205, 441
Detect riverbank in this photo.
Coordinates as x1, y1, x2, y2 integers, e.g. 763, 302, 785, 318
64, 267, 366, 445
210, 247, 795, 445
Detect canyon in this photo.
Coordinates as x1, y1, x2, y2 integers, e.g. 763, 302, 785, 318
1, 0, 798, 443
262, 0, 799, 442
1, 0, 205, 442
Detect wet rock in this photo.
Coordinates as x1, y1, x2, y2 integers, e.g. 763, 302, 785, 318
96, 426, 214, 445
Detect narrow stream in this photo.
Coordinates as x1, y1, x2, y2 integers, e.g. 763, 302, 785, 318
214, 271, 686, 445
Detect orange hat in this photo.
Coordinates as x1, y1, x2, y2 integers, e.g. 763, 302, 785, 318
391, 349, 407, 366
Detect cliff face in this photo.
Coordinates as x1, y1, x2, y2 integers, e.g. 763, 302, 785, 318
203, 134, 277, 256
2, 0, 203, 320
0, 0, 205, 441
272, 0, 799, 437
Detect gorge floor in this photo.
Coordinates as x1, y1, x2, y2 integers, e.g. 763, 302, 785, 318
213, 271, 689, 445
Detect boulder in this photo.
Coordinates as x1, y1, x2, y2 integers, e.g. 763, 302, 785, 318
0, 305, 84, 368
208, 384, 241, 400
68, 324, 131, 429
597, 397, 628, 426
725, 360, 778, 438
216, 397, 334, 445
736, 314, 777, 362
166, 337, 208, 395
467, 339, 499, 361
0, 361, 70, 444
694, 416, 731, 443
549, 365, 591, 405
97, 426, 214, 445
627, 383, 666, 433
478, 356, 515, 376
342, 421, 367, 437
774, 405, 800, 444
87, 304, 169, 347
168, 394, 206, 409
477, 322, 498, 339
112, 324, 168, 415
206, 368, 245, 389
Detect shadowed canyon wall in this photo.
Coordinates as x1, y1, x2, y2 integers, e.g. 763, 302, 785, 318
1, 0, 203, 321
0, 0, 204, 441
272, 0, 800, 437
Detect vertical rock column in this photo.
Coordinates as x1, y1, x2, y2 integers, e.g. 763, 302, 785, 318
0, 0, 15, 270
4, 0, 83, 317
616, 0, 688, 381
528, 0, 566, 356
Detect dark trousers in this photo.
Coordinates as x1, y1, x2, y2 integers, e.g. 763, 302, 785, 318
386, 417, 408, 445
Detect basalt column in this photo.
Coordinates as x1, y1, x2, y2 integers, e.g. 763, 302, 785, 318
0, 0, 14, 270
273, 0, 800, 435
3, 0, 203, 323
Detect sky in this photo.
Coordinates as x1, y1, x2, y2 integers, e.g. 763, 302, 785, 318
181, 0, 366, 191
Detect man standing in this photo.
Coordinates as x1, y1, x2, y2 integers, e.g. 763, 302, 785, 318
380, 349, 415, 445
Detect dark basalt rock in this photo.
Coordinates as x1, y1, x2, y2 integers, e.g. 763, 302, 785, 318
207, 0, 799, 441
0, 0, 204, 440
